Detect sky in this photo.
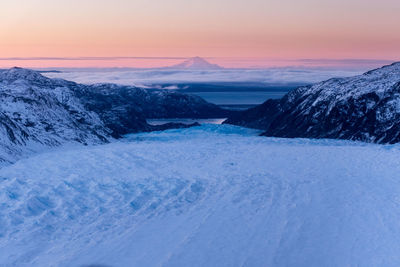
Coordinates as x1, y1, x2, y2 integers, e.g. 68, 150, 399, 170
0, 0, 399, 68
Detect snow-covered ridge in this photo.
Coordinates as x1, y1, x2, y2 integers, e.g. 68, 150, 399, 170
0, 67, 111, 165
225, 62, 400, 144
0, 67, 50, 83
305, 62, 400, 100
0, 67, 228, 165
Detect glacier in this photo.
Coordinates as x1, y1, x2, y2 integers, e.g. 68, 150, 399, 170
1, 124, 400, 266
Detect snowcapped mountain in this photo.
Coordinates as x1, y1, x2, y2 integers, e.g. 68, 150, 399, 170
0, 67, 111, 164
168, 57, 222, 69
0, 67, 229, 164
225, 62, 400, 144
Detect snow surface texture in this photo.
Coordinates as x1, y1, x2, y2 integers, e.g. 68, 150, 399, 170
1, 124, 400, 266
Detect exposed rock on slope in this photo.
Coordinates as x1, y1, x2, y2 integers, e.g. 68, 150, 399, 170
224, 62, 400, 144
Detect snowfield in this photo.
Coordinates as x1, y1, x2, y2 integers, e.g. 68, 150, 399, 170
1, 125, 400, 266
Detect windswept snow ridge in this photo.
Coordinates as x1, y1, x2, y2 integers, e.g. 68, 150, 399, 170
1, 125, 400, 266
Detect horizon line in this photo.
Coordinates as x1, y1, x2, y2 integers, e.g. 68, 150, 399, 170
0, 57, 396, 63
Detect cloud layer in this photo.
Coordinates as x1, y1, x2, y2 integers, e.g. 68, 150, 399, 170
43, 67, 367, 87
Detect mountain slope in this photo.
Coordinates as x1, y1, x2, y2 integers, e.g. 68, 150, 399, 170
74, 83, 230, 136
0, 67, 229, 164
224, 62, 400, 144
0, 67, 111, 164
223, 99, 281, 129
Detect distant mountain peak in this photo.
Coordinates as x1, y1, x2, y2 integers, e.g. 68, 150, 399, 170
168, 57, 222, 70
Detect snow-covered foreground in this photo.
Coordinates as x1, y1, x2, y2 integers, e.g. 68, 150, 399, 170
1, 125, 400, 266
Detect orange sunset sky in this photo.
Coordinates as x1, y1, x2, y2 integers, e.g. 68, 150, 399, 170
0, 0, 399, 68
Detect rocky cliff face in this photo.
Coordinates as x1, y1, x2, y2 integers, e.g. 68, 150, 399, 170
0, 67, 229, 164
225, 62, 400, 144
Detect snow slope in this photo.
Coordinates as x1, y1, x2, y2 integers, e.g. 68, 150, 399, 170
1, 125, 400, 266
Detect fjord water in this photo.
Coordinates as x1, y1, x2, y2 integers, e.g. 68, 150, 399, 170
1, 124, 400, 266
